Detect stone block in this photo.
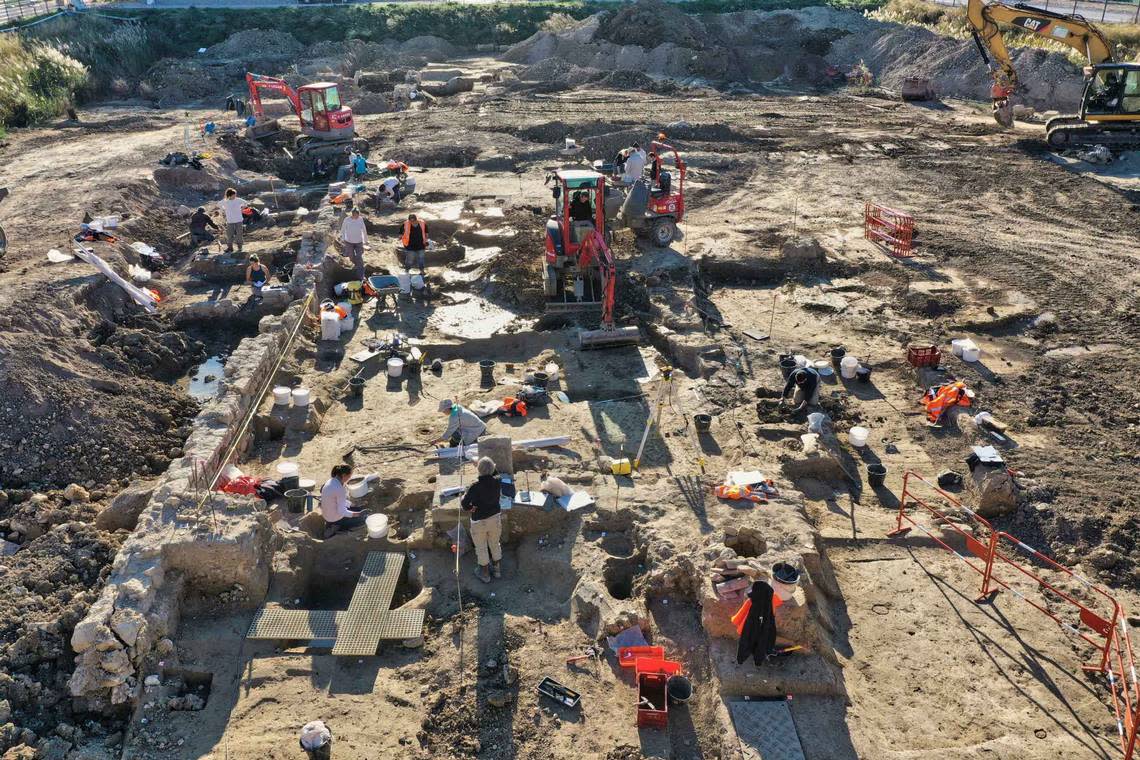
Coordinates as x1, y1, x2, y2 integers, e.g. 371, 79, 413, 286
570, 578, 648, 639
970, 465, 1018, 518
96, 483, 154, 532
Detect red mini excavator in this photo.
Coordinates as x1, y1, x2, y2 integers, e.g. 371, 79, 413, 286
543, 169, 639, 349
245, 73, 366, 158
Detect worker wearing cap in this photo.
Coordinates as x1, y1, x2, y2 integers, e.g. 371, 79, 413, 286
433, 399, 486, 448
781, 366, 820, 413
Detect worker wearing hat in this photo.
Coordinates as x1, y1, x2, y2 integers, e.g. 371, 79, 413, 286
433, 399, 487, 448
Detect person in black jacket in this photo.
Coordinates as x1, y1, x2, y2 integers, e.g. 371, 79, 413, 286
461, 456, 503, 583
736, 581, 777, 667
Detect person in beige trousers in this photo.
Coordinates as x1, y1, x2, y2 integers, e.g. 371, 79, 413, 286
461, 457, 503, 583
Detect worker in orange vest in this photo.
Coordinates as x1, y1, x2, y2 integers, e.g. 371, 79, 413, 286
923, 381, 972, 424
401, 214, 429, 275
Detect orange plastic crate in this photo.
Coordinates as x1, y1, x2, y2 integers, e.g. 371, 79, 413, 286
618, 646, 664, 668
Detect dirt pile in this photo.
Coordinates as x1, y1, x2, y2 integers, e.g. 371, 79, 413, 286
503, 1, 1083, 107
205, 29, 304, 60
0, 279, 199, 490
141, 59, 239, 104
0, 523, 124, 756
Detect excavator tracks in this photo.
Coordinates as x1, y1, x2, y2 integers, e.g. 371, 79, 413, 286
1046, 121, 1140, 149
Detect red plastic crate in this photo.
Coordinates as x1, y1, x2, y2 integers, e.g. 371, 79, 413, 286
634, 657, 682, 678
618, 646, 664, 668
907, 345, 941, 368
637, 673, 669, 728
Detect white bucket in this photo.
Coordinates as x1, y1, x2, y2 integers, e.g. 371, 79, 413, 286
951, 338, 967, 357
545, 362, 560, 382
347, 476, 370, 498
320, 311, 341, 341
396, 273, 412, 294
848, 426, 869, 447
292, 388, 311, 407
341, 313, 355, 331
772, 579, 798, 602
272, 386, 292, 405
387, 357, 404, 377
276, 461, 299, 477
840, 356, 859, 379
366, 513, 389, 539
962, 345, 981, 363
410, 274, 425, 291
807, 412, 826, 433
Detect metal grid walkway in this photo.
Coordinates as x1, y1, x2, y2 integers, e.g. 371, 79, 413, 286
729, 699, 806, 760
246, 551, 423, 655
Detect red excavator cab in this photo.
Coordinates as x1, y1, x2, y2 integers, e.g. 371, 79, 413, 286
297, 83, 354, 141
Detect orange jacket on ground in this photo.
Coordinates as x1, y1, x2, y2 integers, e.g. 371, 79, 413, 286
402, 219, 427, 247
923, 381, 972, 423
715, 484, 765, 503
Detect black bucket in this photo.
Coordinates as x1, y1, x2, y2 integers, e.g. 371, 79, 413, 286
279, 475, 300, 492
778, 357, 797, 380
285, 488, 308, 514
773, 562, 800, 586
479, 359, 495, 386
667, 675, 693, 706
830, 346, 846, 370
301, 736, 332, 760
856, 366, 872, 384
867, 463, 888, 488
349, 376, 365, 398
532, 371, 549, 389
693, 413, 712, 433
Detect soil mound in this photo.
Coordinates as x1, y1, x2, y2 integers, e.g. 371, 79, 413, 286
596, 0, 709, 49
205, 28, 303, 60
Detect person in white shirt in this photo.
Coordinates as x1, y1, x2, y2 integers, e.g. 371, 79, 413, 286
219, 187, 246, 253
320, 464, 367, 533
340, 207, 368, 280
378, 176, 401, 206
621, 143, 647, 185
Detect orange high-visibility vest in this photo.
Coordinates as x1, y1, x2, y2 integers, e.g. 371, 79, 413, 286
923, 381, 971, 423
402, 219, 427, 247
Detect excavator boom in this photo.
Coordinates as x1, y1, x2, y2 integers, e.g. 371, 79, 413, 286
966, 0, 1114, 125
576, 229, 639, 349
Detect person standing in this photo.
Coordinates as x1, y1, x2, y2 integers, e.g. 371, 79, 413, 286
319, 464, 367, 534
622, 143, 647, 185
401, 213, 428, 274
340, 207, 368, 280
245, 254, 268, 299
188, 207, 219, 247
220, 187, 245, 253
461, 456, 503, 583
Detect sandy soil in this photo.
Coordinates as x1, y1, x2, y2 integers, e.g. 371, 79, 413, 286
1, 29, 1139, 760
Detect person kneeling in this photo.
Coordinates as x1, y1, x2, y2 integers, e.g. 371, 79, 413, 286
320, 464, 368, 536
462, 457, 503, 583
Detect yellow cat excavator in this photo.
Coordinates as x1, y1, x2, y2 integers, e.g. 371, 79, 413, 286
967, 0, 1140, 147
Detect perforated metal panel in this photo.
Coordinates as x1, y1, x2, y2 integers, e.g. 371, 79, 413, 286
245, 552, 423, 655
247, 608, 337, 640
729, 700, 806, 760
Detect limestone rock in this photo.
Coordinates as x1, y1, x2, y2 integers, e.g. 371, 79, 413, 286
780, 236, 826, 270
969, 466, 1018, 518
63, 484, 90, 503
96, 483, 154, 532
109, 608, 147, 648
571, 578, 648, 638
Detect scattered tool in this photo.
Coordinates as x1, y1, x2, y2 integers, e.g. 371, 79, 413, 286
565, 645, 603, 665
536, 676, 581, 708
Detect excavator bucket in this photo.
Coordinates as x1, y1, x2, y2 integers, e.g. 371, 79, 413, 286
579, 325, 640, 349
993, 99, 1014, 128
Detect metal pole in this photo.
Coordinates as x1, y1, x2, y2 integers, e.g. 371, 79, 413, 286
1102, 0, 1108, 22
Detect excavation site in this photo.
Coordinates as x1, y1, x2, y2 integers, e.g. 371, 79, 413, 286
0, 0, 1139, 757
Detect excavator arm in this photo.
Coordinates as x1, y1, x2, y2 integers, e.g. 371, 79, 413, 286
966, 0, 1114, 126
576, 229, 617, 330
245, 73, 302, 120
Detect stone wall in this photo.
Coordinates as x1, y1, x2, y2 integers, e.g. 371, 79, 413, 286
66, 231, 329, 712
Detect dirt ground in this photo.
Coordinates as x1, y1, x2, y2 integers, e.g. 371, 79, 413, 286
2, 10, 1140, 758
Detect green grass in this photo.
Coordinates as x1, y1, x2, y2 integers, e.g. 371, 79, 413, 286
871, 0, 1140, 61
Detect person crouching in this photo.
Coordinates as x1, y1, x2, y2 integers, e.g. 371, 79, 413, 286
462, 456, 503, 583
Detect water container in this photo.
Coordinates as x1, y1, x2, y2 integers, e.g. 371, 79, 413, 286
320, 311, 341, 341
292, 388, 311, 407
340, 313, 355, 331
276, 461, 300, 478
396, 273, 412, 294
840, 356, 859, 379
387, 357, 404, 377
272, 386, 292, 405
848, 426, 869, 447
962, 344, 981, 363
366, 513, 389, 539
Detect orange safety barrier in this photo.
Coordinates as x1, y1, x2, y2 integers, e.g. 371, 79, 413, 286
864, 201, 915, 258
887, 472, 1140, 759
